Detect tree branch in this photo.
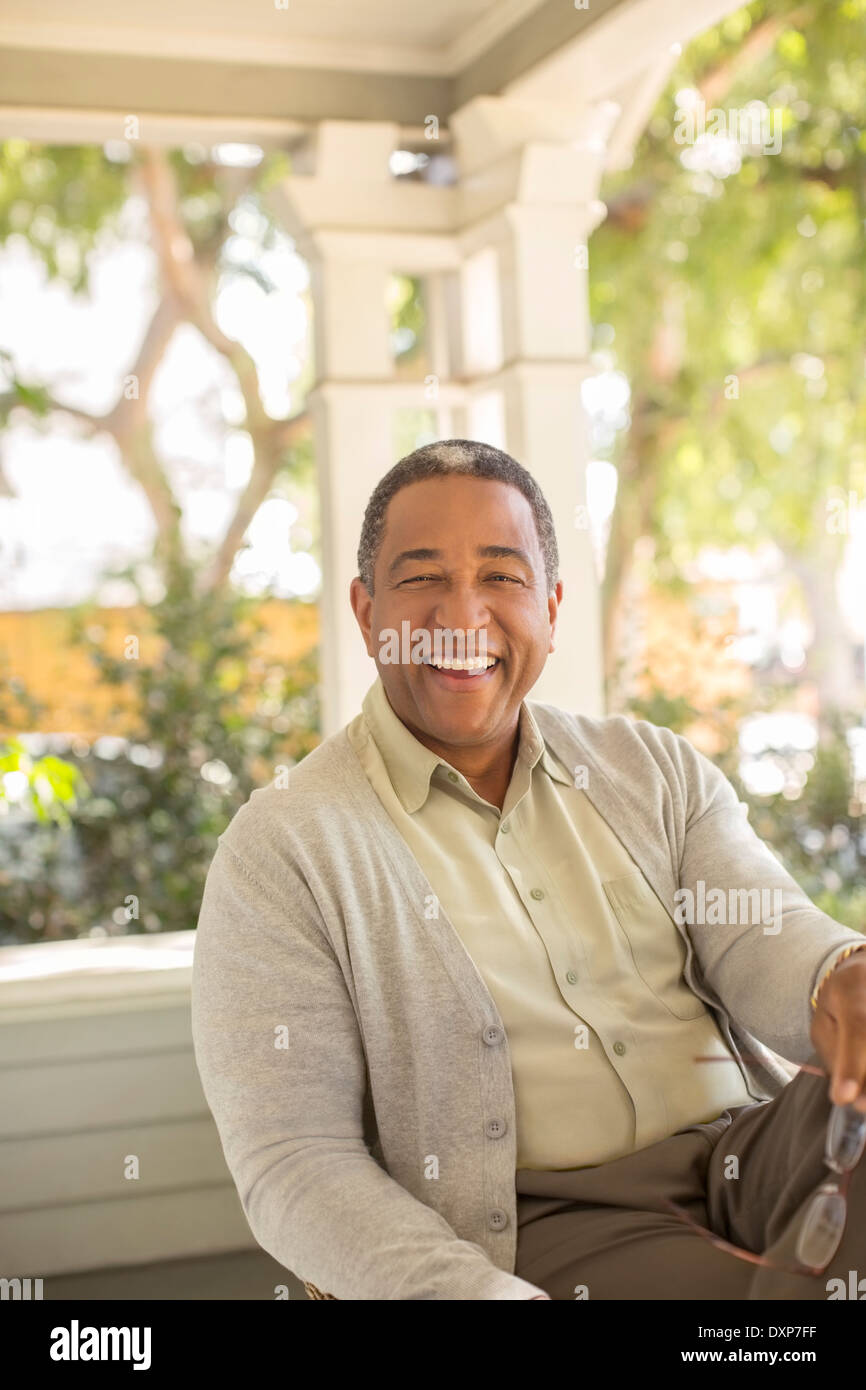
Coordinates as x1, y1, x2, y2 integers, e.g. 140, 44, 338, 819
135, 147, 270, 437
201, 408, 310, 593
123, 423, 184, 561
704, 352, 843, 419
104, 292, 181, 437
0, 390, 108, 434
6, 147, 308, 584
135, 145, 314, 591
698, 5, 815, 107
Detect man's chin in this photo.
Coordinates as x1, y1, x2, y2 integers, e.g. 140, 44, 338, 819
382, 669, 515, 744
414, 700, 504, 746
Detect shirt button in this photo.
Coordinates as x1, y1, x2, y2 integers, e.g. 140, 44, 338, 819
447, 770, 459, 783
613, 1041, 627, 1056
482, 1025, 504, 1046
530, 888, 545, 901
500, 821, 510, 834
485, 1118, 507, 1140
488, 1208, 509, 1231
566, 970, 578, 985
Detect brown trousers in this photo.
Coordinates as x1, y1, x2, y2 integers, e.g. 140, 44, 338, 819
514, 1051, 866, 1299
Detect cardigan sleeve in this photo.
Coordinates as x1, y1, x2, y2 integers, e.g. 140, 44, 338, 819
191, 833, 546, 1301
651, 723, 865, 1063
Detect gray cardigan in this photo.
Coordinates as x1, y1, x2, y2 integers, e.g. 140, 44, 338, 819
191, 703, 862, 1299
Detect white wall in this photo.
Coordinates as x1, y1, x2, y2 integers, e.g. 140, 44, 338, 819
0, 933, 257, 1279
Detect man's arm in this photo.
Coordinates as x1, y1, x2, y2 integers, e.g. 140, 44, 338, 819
191, 834, 546, 1300
654, 725, 865, 1063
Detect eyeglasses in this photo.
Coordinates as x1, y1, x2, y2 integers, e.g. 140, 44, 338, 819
659, 1055, 866, 1279
793, 1100, 866, 1271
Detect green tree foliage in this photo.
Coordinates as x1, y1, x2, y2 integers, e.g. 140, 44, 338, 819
591, 0, 866, 929
0, 140, 128, 288
630, 684, 866, 929
590, 0, 866, 714
0, 671, 86, 825
0, 559, 319, 945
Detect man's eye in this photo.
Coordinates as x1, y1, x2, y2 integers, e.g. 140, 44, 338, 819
398, 573, 520, 584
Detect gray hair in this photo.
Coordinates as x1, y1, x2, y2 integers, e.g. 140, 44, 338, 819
356, 439, 560, 595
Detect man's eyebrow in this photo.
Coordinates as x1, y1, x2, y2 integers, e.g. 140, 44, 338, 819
477, 545, 533, 569
387, 548, 442, 576
387, 545, 534, 576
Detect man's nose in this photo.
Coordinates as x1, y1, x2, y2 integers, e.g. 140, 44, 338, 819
430, 585, 492, 644
431, 583, 491, 625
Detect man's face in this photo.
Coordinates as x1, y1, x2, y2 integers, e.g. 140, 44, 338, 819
350, 474, 562, 751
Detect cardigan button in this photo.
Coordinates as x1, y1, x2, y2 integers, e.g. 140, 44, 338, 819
482, 1025, 505, 1046
485, 1118, 507, 1140
488, 1208, 509, 1231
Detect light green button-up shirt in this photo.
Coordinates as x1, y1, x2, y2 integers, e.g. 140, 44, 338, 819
347, 676, 755, 1170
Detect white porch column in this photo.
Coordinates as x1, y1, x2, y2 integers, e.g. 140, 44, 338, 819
448, 96, 618, 717
272, 121, 460, 735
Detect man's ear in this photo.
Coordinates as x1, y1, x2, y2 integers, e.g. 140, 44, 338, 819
350, 576, 375, 658
548, 580, 563, 653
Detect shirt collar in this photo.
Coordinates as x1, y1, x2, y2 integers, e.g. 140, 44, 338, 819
360, 676, 571, 814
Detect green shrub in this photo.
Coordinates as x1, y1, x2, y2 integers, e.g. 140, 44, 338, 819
0, 559, 319, 945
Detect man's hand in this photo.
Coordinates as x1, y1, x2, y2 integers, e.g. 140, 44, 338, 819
810, 949, 866, 1113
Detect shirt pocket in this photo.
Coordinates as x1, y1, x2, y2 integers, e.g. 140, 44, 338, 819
602, 871, 707, 1021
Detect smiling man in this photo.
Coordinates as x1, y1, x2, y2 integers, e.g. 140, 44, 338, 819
350, 463, 559, 812
192, 438, 866, 1301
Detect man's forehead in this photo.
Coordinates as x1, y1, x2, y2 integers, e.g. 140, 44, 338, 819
384, 479, 536, 538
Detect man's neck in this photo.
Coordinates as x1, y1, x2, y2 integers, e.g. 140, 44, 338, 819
414, 720, 521, 813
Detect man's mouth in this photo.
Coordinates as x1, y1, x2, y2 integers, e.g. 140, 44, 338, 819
422, 656, 500, 684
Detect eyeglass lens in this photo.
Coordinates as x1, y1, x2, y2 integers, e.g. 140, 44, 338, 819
795, 1184, 846, 1269
794, 1105, 866, 1270
826, 1102, 866, 1173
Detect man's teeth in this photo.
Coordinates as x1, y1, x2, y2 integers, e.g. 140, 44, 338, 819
428, 657, 498, 670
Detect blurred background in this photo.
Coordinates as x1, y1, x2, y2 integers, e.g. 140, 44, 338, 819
0, 0, 864, 1297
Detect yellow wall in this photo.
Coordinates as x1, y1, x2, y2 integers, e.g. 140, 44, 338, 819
0, 601, 319, 736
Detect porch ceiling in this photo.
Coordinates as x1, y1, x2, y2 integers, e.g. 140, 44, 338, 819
0, 0, 560, 74
0, 0, 616, 129
0, 0, 740, 134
